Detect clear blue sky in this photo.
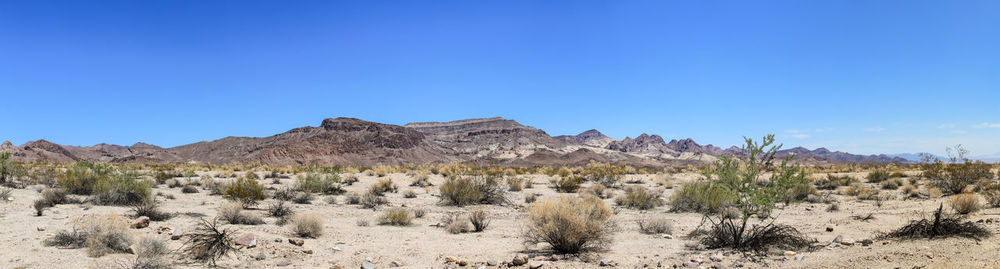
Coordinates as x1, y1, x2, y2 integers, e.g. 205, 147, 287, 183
1, 1, 998, 156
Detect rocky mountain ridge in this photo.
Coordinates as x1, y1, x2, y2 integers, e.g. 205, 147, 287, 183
2, 117, 908, 166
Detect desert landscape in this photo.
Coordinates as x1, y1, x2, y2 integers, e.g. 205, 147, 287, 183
1, 118, 999, 269
3, 1, 998, 268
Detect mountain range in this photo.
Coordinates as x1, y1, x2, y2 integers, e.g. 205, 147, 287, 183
0, 117, 909, 167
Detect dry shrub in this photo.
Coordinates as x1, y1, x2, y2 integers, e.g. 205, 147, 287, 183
948, 193, 980, 215
403, 189, 418, 198
377, 208, 413, 226
132, 200, 172, 221
409, 171, 432, 187
636, 217, 672, 234
290, 213, 324, 238
124, 236, 170, 269
524, 192, 540, 204
412, 208, 426, 218
181, 185, 199, 193
866, 169, 891, 183
370, 178, 397, 195
267, 201, 294, 225
584, 183, 611, 198
218, 203, 264, 225
927, 187, 943, 198
669, 181, 730, 213
223, 177, 265, 208
923, 156, 994, 195
92, 171, 153, 206
360, 191, 388, 209
523, 196, 614, 253
507, 176, 524, 192
345, 192, 361, 204
880, 178, 903, 190
982, 184, 1000, 208
882, 203, 989, 240
469, 209, 490, 232
700, 219, 812, 252
439, 175, 508, 206
34, 198, 51, 216
42, 188, 68, 205
815, 174, 856, 190
292, 191, 314, 204
653, 173, 674, 188
442, 213, 470, 234
75, 214, 134, 257
615, 186, 662, 210
900, 184, 918, 197
180, 219, 235, 267
555, 176, 583, 193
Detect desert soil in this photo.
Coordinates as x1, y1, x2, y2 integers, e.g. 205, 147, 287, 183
2, 172, 999, 269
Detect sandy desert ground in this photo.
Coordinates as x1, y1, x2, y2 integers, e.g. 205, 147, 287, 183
2, 171, 999, 269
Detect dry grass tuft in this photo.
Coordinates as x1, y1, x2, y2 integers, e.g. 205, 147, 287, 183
523, 196, 614, 254
948, 193, 981, 215
290, 213, 324, 238
636, 217, 673, 234
218, 203, 264, 225
377, 208, 413, 226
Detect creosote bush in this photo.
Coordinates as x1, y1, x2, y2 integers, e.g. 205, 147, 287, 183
223, 176, 266, 208
295, 172, 343, 194
922, 145, 995, 195
439, 175, 508, 206
377, 208, 413, 226
866, 169, 891, 183
669, 181, 730, 213
555, 176, 583, 193
290, 213, 324, 238
523, 196, 614, 254
92, 170, 153, 206
615, 186, 661, 210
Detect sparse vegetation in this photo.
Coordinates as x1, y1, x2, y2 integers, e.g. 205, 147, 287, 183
866, 169, 891, 183
469, 209, 490, 232
614, 186, 661, 210
922, 145, 995, 195
555, 176, 583, 193
267, 201, 294, 225
982, 183, 1000, 208
378, 208, 413, 226
180, 219, 236, 267
883, 203, 989, 240
438, 174, 508, 206
636, 217, 672, 234
669, 180, 730, 213
218, 203, 264, 225
523, 196, 614, 254
295, 172, 343, 194
290, 213, 324, 238
223, 176, 266, 208
403, 189, 418, 198
132, 200, 172, 221
948, 193, 980, 215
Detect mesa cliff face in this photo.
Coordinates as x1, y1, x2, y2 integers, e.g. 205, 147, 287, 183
2, 117, 908, 166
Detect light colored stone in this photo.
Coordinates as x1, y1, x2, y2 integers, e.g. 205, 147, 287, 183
784, 251, 797, 256
130, 216, 150, 229
512, 255, 529, 266
288, 238, 304, 246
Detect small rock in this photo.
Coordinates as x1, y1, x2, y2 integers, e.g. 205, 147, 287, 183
486, 260, 497, 266
303, 249, 313, 254
841, 239, 854, 246
682, 261, 700, 268
826, 226, 834, 232
832, 235, 843, 244
794, 254, 806, 261
528, 261, 547, 269
235, 233, 257, 248
860, 239, 873, 246
255, 253, 266, 261
662, 234, 673, 239
709, 253, 724, 262
925, 252, 934, 259
36, 227, 45, 231
130, 216, 150, 229
362, 260, 376, 269
512, 255, 529, 266
690, 258, 703, 264
711, 263, 726, 269
390, 261, 402, 267
333, 246, 343, 251
171, 229, 183, 240
277, 260, 291, 266
600, 258, 613, 266
288, 238, 304, 246
784, 251, 797, 256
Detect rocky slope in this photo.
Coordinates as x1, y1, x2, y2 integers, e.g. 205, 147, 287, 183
2, 117, 908, 166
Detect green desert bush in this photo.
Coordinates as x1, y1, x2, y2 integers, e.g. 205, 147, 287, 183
378, 208, 413, 226
295, 172, 343, 194
290, 213, 324, 238
880, 178, 904, 190
439, 175, 508, 206
523, 196, 614, 254
57, 162, 108, 195
814, 174, 856, 190
555, 176, 583, 193
669, 180, 730, 213
92, 170, 153, 206
866, 169, 891, 183
697, 135, 812, 251
923, 146, 995, 195
615, 186, 661, 210
223, 176, 266, 208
